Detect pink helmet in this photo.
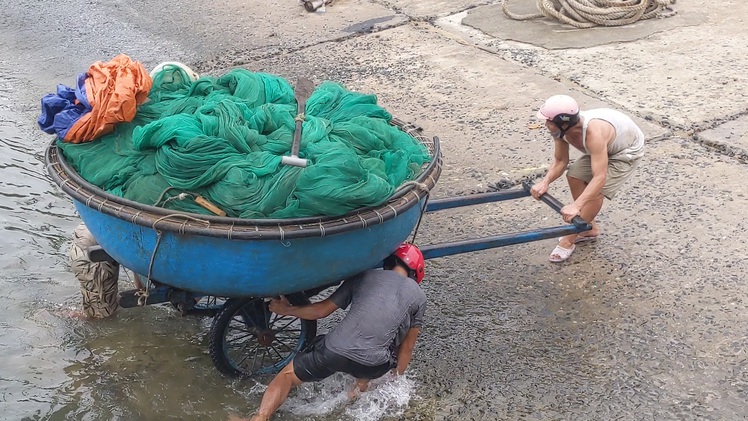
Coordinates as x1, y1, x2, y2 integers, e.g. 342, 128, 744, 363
536, 95, 580, 126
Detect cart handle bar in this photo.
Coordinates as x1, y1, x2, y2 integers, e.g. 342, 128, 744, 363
419, 182, 592, 260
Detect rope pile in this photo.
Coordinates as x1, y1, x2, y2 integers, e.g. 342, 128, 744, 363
502, 0, 677, 28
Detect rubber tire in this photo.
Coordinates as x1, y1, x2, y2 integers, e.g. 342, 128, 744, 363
208, 294, 317, 378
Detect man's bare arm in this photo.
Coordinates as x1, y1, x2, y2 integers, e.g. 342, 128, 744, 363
543, 138, 571, 185
574, 122, 611, 207
532, 139, 570, 199
395, 327, 421, 375
269, 296, 339, 320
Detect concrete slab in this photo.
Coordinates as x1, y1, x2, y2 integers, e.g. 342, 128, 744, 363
695, 115, 748, 159
116, 0, 406, 66
411, 133, 748, 420
435, 0, 748, 132
374, 0, 493, 19
463, 3, 703, 49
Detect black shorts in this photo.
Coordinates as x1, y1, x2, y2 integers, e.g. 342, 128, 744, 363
293, 335, 393, 382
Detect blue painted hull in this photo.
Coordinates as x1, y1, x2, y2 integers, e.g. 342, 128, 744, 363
74, 199, 423, 297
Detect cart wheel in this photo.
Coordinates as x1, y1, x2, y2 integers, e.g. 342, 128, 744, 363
208, 294, 317, 378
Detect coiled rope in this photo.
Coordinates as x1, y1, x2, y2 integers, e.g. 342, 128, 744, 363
502, 0, 677, 28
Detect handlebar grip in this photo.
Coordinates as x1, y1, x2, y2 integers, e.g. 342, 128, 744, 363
522, 181, 592, 230
571, 215, 592, 231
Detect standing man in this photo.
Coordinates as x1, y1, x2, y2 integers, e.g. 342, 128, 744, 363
530, 95, 645, 262
235, 243, 427, 421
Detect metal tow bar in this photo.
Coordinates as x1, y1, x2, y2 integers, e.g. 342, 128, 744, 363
419, 182, 592, 260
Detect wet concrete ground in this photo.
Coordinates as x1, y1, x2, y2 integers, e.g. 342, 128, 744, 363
2, 0, 748, 420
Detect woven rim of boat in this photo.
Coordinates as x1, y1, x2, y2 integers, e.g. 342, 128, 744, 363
45, 118, 442, 240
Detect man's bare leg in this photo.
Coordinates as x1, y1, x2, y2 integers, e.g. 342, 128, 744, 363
249, 361, 303, 421
559, 176, 603, 249
348, 378, 370, 400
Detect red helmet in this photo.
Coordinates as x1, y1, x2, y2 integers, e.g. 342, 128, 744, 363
392, 243, 425, 284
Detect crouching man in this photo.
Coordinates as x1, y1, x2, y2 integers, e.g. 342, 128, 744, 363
234, 243, 427, 421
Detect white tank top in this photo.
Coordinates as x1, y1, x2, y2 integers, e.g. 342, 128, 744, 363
579, 109, 645, 161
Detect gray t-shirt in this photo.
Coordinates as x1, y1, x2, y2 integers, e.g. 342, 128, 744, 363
324, 269, 427, 367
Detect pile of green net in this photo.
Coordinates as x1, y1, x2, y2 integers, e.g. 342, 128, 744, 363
59, 66, 431, 219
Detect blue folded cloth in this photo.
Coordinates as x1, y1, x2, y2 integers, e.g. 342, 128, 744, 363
38, 73, 91, 140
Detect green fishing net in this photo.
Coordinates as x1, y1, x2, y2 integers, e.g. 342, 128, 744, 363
58, 66, 431, 219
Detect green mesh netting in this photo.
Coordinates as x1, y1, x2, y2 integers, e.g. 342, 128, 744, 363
58, 66, 431, 219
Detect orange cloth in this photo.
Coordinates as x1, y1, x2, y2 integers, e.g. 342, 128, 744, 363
64, 54, 152, 143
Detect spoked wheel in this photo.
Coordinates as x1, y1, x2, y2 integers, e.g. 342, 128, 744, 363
208, 294, 317, 378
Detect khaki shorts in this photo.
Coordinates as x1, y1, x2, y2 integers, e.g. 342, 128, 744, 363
293, 335, 393, 382
567, 155, 641, 199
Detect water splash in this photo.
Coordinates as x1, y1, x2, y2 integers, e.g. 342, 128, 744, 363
279, 371, 416, 420
344, 373, 415, 421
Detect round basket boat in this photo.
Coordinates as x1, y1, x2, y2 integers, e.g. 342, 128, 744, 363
45, 118, 442, 297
